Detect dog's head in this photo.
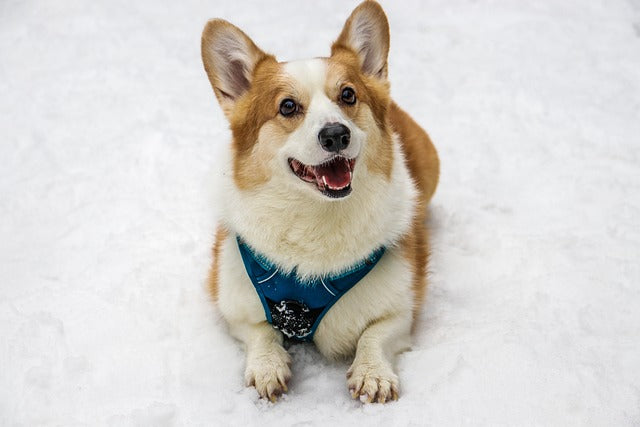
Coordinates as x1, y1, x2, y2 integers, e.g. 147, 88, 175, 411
202, 1, 393, 201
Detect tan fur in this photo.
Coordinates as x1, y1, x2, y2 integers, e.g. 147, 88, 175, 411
208, 225, 229, 302
390, 102, 439, 320
390, 102, 440, 204
229, 59, 291, 190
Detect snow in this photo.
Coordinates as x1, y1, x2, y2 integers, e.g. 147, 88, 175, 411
1, 0, 640, 425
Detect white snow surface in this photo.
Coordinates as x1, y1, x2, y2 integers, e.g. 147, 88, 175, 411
2, 0, 640, 425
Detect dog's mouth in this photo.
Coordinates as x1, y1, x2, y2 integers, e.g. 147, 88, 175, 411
288, 156, 356, 198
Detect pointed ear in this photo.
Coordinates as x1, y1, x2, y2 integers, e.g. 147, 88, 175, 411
201, 19, 272, 117
332, 1, 390, 79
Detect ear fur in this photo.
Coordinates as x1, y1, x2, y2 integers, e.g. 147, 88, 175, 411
201, 19, 273, 118
332, 1, 390, 79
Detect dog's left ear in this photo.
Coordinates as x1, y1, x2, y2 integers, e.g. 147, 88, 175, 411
332, 1, 390, 79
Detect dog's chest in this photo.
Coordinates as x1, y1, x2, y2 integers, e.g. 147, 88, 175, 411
216, 233, 413, 359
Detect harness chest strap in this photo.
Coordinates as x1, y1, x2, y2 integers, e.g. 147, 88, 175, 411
236, 237, 385, 341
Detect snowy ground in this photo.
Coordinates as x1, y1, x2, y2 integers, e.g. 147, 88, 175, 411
2, 0, 640, 425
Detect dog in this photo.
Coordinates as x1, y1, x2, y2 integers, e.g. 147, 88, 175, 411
201, 1, 439, 403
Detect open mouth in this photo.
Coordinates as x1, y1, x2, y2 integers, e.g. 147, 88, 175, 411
288, 156, 356, 198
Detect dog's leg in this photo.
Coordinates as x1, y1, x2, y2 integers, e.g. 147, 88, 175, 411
347, 314, 411, 403
230, 321, 291, 401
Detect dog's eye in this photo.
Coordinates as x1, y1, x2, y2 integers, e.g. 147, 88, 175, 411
279, 99, 298, 117
341, 87, 356, 105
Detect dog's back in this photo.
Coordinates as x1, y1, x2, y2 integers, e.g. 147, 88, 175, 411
390, 102, 440, 207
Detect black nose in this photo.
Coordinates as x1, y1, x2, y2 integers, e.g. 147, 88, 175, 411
318, 123, 350, 153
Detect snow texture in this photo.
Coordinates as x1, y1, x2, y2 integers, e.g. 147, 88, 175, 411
1, 0, 640, 425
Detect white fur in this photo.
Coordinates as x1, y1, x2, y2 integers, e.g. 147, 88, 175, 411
216, 132, 415, 278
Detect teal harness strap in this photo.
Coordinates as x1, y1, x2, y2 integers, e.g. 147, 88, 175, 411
237, 237, 385, 341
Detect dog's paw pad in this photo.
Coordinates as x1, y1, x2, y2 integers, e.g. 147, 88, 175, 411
346, 363, 399, 404
245, 347, 292, 402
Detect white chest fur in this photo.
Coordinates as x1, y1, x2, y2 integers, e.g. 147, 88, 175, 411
213, 134, 417, 279
213, 135, 418, 358
215, 231, 413, 359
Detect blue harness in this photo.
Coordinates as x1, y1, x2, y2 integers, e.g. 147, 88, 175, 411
237, 237, 385, 341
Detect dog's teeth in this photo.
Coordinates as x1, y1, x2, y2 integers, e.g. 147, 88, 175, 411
322, 176, 328, 187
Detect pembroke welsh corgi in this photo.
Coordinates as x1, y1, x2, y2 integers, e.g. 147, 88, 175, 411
201, 0, 439, 403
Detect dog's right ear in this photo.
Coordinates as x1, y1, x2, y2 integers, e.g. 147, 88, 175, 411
201, 19, 272, 118
332, 1, 390, 80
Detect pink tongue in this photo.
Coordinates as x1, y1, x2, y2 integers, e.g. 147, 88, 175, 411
314, 159, 351, 189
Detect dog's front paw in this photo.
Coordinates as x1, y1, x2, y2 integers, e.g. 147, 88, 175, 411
245, 345, 292, 402
346, 361, 399, 403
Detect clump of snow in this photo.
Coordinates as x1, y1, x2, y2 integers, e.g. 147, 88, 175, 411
1, 0, 639, 425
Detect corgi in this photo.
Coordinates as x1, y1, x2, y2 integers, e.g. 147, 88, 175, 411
201, 1, 439, 403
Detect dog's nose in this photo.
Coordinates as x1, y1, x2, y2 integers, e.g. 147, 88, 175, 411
318, 123, 350, 153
